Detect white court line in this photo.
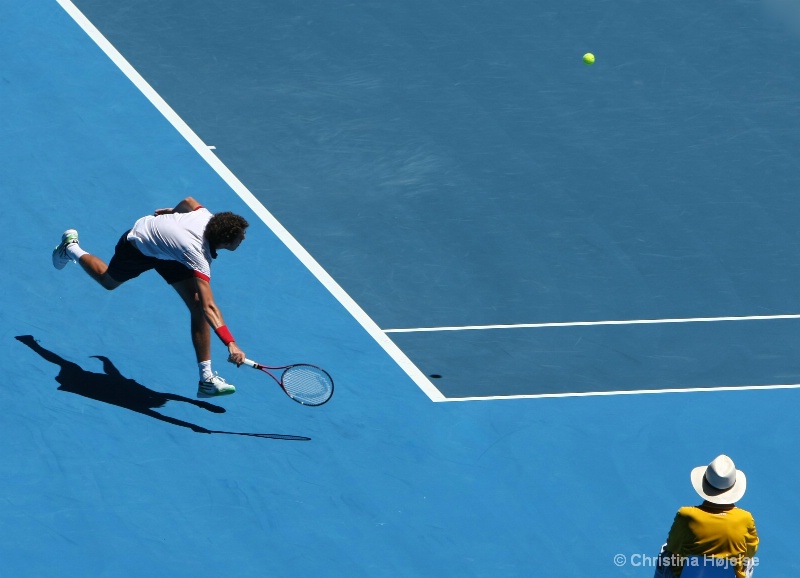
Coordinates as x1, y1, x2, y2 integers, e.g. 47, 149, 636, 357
387, 313, 800, 400
383, 313, 800, 333
56, 0, 444, 402
441, 382, 800, 402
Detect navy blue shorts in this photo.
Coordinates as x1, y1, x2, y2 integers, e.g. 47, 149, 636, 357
106, 231, 194, 285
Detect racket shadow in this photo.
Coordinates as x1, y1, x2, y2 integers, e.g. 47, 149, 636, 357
15, 335, 310, 441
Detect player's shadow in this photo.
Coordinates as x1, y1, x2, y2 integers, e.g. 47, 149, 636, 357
15, 335, 309, 441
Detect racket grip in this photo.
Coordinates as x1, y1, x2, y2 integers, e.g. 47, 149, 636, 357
229, 357, 259, 368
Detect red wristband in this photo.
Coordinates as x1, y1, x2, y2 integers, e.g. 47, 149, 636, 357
214, 325, 235, 345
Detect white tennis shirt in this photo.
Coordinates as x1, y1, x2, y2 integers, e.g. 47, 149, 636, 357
127, 207, 214, 281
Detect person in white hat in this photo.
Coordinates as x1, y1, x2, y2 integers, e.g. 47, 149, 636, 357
655, 455, 759, 578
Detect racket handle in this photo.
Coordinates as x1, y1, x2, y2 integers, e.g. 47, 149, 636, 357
229, 357, 260, 368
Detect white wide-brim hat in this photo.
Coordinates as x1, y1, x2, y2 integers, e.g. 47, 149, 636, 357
690, 455, 747, 504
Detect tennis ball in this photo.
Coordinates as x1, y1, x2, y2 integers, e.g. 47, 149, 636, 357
583, 53, 595, 65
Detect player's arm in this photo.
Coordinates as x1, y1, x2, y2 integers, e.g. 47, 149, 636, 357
194, 276, 246, 364
154, 197, 203, 216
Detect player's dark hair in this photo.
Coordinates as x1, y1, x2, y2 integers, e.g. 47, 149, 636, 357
204, 212, 249, 258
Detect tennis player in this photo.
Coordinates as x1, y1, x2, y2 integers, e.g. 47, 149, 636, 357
52, 197, 249, 398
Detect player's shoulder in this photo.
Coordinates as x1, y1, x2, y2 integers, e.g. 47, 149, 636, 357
185, 206, 213, 226
192, 205, 213, 216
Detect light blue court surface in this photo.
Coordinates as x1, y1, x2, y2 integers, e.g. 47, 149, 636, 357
2, 0, 800, 576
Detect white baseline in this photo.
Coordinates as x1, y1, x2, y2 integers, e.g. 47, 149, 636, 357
442, 382, 800, 402
383, 313, 800, 333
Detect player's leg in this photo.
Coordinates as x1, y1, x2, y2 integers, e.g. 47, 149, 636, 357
168, 275, 235, 398
77, 254, 123, 290
52, 229, 123, 290
170, 278, 212, 363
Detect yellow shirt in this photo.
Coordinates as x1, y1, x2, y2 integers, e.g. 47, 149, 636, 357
666, 504, 759, 578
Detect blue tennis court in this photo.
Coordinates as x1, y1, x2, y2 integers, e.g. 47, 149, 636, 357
3, 0, 800, 575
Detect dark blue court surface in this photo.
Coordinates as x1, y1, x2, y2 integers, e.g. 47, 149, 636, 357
3, 0, 800, 576
390, 317, 800, 398
69, 0, 800, 398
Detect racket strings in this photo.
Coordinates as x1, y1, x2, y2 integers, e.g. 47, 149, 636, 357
281, 365, 333, 405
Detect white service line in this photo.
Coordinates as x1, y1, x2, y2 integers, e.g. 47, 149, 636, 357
56, 0, 445, 402
383, 313, 800, 333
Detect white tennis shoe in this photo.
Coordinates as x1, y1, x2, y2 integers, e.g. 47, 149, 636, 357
52, 229, 80, 270
197, 374, 236, 398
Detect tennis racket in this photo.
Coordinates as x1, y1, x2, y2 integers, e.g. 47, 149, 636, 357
233, 358, 334, 406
